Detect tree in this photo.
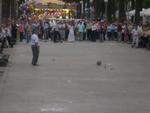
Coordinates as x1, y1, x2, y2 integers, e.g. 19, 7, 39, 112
112, 0, 117, 19
62, 0, 150, 21
131, 0, 135, 9
118, 0, 126, 22
106, 0, 112, 21
143, 0, 150, 8
94, 0, 105, 19
93, 0, 99, 18
135, 0, 143, 23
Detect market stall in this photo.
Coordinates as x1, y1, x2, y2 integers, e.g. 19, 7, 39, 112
34, 0, 65, 5
28, 0, 76, 19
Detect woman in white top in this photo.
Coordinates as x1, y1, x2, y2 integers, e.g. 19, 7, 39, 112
67, 23, 75, 42
131, 25, 140, 48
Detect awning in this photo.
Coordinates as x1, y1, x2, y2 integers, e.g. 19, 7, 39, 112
34, 0, 65, 5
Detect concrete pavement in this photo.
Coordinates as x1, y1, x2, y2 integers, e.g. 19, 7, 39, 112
0, 41, 150, 113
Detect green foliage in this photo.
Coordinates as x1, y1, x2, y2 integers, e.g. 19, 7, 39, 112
143, 0, 150, 8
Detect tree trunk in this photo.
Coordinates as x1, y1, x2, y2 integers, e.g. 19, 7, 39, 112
93, 0, 99, 18
135, 0, 143, 23
112, 0, 116, 19
107, 0, 114, 22
118, 0, 126, 22
100, 0, 105, 18
11, 0, 16, 19
93, 0, 105, 19
131, 0, 135, 9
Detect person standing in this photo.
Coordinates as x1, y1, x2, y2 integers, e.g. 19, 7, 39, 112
31, 30, 40, 66
5, 23, 13, 48
0, 27, 6, 53
65, 22, 69, 41
68, 23, 75, 42
25, 21, 32, 43
18, 21, 25, 42
131, 25, 140, 48
78, 21, 84, 41
11, 21, 17, 45
86, 21, 92, 41
59, 22, 65, 42
91, 21, 97, 42
43, 21, 50, 41
117, 23, 122, 42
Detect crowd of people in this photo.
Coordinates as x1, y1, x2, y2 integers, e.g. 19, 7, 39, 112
0, 21, 15, 53
0, 18, 150, 54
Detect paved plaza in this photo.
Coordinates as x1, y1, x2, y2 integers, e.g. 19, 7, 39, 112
0, 41, 150, 113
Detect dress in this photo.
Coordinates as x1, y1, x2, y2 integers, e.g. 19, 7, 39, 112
67, 25, 75, 42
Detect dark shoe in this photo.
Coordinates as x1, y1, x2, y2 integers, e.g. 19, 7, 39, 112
131, 45, 134, 48
33, 64, 40, 66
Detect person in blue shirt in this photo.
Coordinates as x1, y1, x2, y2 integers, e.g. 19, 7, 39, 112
107, 24, 112, 40
31, 29, 40, 66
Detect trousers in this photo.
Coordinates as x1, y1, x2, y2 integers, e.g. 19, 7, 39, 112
31, 45, 39, 65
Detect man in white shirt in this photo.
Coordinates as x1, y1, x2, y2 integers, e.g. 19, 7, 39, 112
31, 29, 40, 66
91, 22, 97, 42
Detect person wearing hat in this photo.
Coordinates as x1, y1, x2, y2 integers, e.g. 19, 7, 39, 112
31, 29, 40, 66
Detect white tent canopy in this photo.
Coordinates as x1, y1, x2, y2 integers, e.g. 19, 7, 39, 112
127, 10, 135, 16
127, 8, 150, 16
127, 8, 150, 23
141, 8, 150, 16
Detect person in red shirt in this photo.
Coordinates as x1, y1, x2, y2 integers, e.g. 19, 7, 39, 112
18, 21, 25, 42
